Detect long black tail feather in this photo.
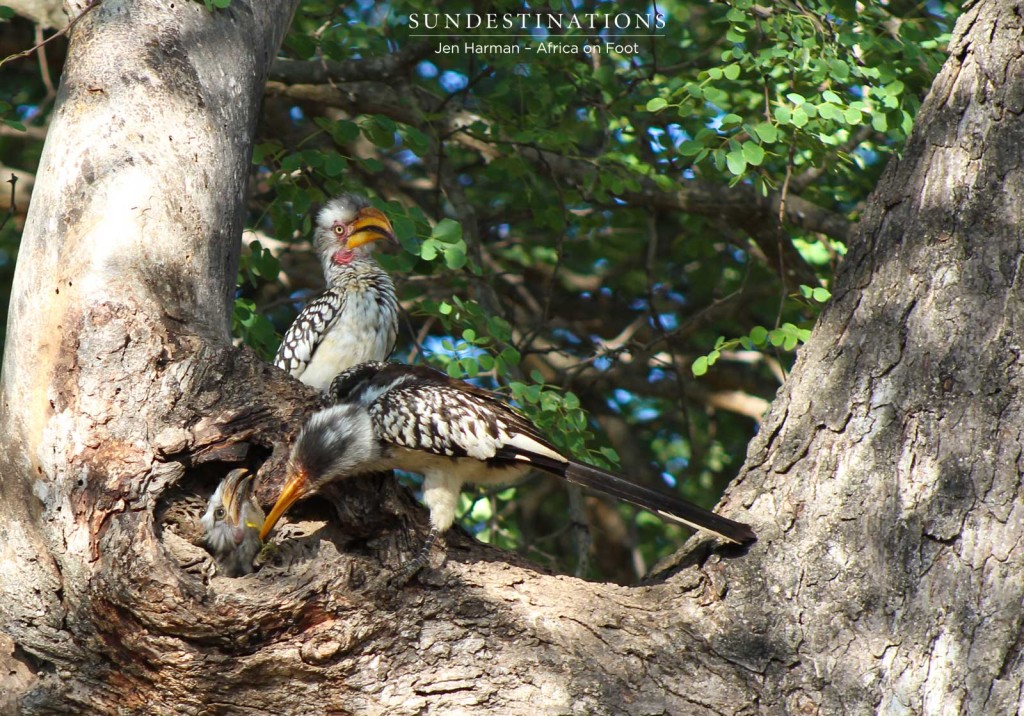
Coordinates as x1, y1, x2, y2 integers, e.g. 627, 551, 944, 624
561, 461, 756, 545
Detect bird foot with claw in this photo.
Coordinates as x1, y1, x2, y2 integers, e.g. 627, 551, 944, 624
364, 565, 422, 597
365, 528, 441, 596
388, 556, 428, 591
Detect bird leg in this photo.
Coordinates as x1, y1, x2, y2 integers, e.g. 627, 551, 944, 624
388, 527, 441, 590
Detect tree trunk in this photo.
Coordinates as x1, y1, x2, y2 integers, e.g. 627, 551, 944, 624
0, 0, 304, 712
718, 3, 1024, 711
3, 1, 1022, 715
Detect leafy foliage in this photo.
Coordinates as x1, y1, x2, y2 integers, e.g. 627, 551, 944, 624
0, 0, 956, 581
242, 0, 954, 580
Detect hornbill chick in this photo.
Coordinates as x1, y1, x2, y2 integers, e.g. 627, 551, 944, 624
274, 194, 400, 392
201, 469, 265, 577
260, 361, 756, 583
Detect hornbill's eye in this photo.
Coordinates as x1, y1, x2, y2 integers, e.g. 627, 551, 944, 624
214, 507, 226, 520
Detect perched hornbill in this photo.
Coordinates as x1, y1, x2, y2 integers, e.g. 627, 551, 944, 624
260, 361, 756, 583
201, 468, 265, 577
274, 194, 400, 392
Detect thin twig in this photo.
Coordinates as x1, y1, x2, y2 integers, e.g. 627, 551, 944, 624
0, 0, 101, 73
36, 24, 56, 98
0, 174, 19, 234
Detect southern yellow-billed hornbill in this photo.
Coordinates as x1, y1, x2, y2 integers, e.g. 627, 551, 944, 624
201, 468, 265, 577
260, 361, 756, 584
274, 194, 400, 392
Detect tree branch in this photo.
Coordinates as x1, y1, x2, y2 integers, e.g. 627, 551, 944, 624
264, 78, 850, 277
267, 42, 432, 85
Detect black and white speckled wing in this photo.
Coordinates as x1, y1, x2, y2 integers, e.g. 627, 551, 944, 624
332, 361, 756, 545
274, 290, 344, 379
367, 379, 567, 467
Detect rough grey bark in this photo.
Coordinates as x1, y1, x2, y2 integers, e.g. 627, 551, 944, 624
2, 1, 1021, 715
715, 2, 1024, 712
0, 0, 303, 712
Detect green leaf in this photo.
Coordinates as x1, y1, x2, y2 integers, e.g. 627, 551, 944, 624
402, 126, 431, 156
725, 150, 747, 176
331, 120, 360, 144
487, 315, 512, 341
444, 245, 467, 270
725, 28, 745, 43
742, 141, 765, 166
678, 140, 705, 157
252, 142, 278, 165
279, 153, 304, 172
753, 123, 778, 143
811, 287, 832, 302
358, 157, 383, 174
646, 97, 668, 112
828, 59, 850, 81
749, 326, 768, 344
363, 116, 397, 148
432, 219, 463, 244
499, 347, 521, 367
420, 239, 438, 261
817, 103, 839, 120
322, 154, 346, 177
901, 110, 913, 135
692, 356, 709, 376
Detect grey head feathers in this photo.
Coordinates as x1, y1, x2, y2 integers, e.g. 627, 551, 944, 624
290, 403, 383, 490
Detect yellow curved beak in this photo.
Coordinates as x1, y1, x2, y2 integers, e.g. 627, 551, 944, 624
259, 470, 309, 541
222, 468, 251, 525
347, 207, 396, 249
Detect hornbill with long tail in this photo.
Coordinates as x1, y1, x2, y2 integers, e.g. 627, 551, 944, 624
260, 362, 756, 584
